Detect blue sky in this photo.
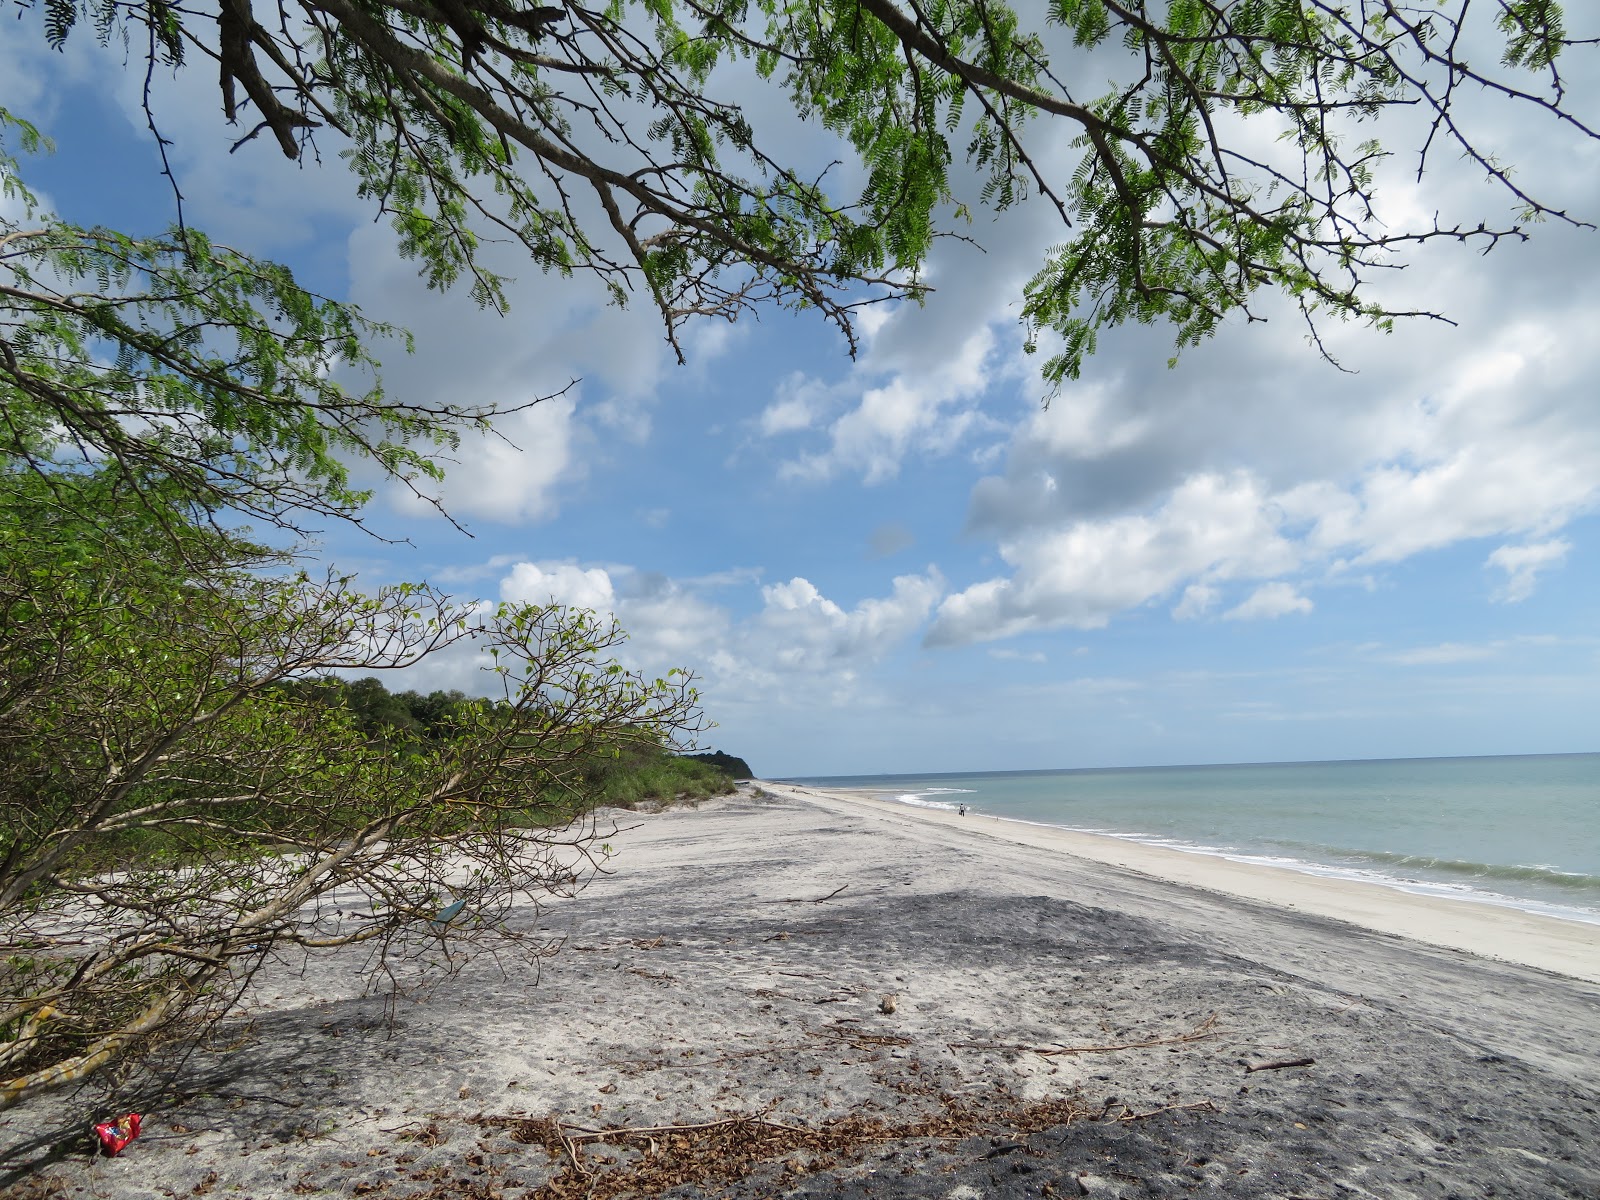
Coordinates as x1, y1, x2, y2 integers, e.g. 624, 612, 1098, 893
7, 11, 1600, 777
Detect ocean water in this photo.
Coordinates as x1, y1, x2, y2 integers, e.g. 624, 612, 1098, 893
790, 754, 1600, 925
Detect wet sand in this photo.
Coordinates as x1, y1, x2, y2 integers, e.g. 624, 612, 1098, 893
3, 784, 1598, 1199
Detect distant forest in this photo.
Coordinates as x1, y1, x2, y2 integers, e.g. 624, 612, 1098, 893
287, 676, 753, 806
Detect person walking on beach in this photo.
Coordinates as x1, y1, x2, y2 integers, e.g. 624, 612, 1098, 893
958, 804, 967, 816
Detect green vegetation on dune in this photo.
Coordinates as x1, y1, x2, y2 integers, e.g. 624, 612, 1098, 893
685, 751, 756, 780
286, 675, 743, 810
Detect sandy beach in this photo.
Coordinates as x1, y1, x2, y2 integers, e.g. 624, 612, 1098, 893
4, 783, 1598, 1198
763, 782, 1600, 985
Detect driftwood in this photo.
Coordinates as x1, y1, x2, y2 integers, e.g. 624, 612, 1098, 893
1028, 1012, 1221, 1058
1244, 1056, 1316, 1073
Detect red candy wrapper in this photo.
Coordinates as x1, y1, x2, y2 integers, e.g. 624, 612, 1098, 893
93, 1113, 142, 1156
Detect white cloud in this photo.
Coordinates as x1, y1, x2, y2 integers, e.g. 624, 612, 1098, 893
485, 558, 941, 711
779, 327, 1002, 484
1373, 634, 1591, 666
1224, 583, 1312, 621
758, 571, 943, 663
1386, 643, 1499, 666
429, 553, 524, 586
1485, 539, 1570, 603
929, 472, 1297, 644
1172, 584, 1218, 621
338, 215, 682, 526
501, 561, 617, 612
391, 395, 580, 524
759, 373, 828, 435
940, 291, 1600, 643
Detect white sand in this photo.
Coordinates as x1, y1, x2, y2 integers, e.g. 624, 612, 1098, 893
6, 785, 1599, 1199
759, 781, 1600, 984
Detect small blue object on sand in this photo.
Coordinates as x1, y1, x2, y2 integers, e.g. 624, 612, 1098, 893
434, 899, 468, 926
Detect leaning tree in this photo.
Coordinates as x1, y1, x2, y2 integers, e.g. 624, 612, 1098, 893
0, 119, 702, 1106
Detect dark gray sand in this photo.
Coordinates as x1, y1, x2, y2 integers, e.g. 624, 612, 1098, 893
4, 787, 1598, 1198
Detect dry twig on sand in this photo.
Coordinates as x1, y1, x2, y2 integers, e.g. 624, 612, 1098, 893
781, 884, 850, 904
1243, 1056, 1316, 1074
1001, 1012, 1224, 1059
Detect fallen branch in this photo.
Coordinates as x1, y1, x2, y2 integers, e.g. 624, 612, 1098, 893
560, 1129, 591, 1177
1116, 1099, 1219, 1122
1244, 1056, 1315, 1074
564, 1114, 801, 1143
782, 884, 849, 904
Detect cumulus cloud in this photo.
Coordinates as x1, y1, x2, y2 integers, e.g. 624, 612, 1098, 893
778, 326, 1004, 484
1485, 539, 1570, 603
339, 218, 680, 526
1172, 584, 1218, 622
758, 571, 943, 665
933, 278, 1600, 644
1224, 583, 1313, 621
752, 174, 1072, 486
487, 558, 942, 710
759, 373, 829, 435
500, 561, 617, 612
390, 395, 581, 525
928, 472, 1298, 644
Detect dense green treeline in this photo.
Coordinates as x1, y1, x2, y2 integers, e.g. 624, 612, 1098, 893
283, 675, 748, 808
683, 751, 755, 780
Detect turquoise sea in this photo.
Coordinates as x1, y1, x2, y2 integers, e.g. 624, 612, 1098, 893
789, 753, 1600, 925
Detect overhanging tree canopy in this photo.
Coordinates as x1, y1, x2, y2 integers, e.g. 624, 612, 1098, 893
23, 0, 1598, 378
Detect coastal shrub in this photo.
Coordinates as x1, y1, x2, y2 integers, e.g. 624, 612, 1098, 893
0, 474, 704, 1106
684, 751, 756, 780
583, 753, 738, 809
0, 117, 719, 1106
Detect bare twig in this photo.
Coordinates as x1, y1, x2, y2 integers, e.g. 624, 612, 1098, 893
782, 884, 849, 904
1244, 1056, 1316, 1074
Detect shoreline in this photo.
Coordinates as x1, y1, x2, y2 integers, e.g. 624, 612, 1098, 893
758, 780, 1600, 984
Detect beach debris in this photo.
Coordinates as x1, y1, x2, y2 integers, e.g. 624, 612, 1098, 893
1111, 1099, 1219, 1121
1023, 1012, 1222, 1058
813, 1023, 913, 1050
1243, 1055, 1316, 1074
880, 992, 899, 1015
432, 899, 467, 927
783, 884, 850, 904
92, 1112, 142, 1156
470, 1089, 1101, 1200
